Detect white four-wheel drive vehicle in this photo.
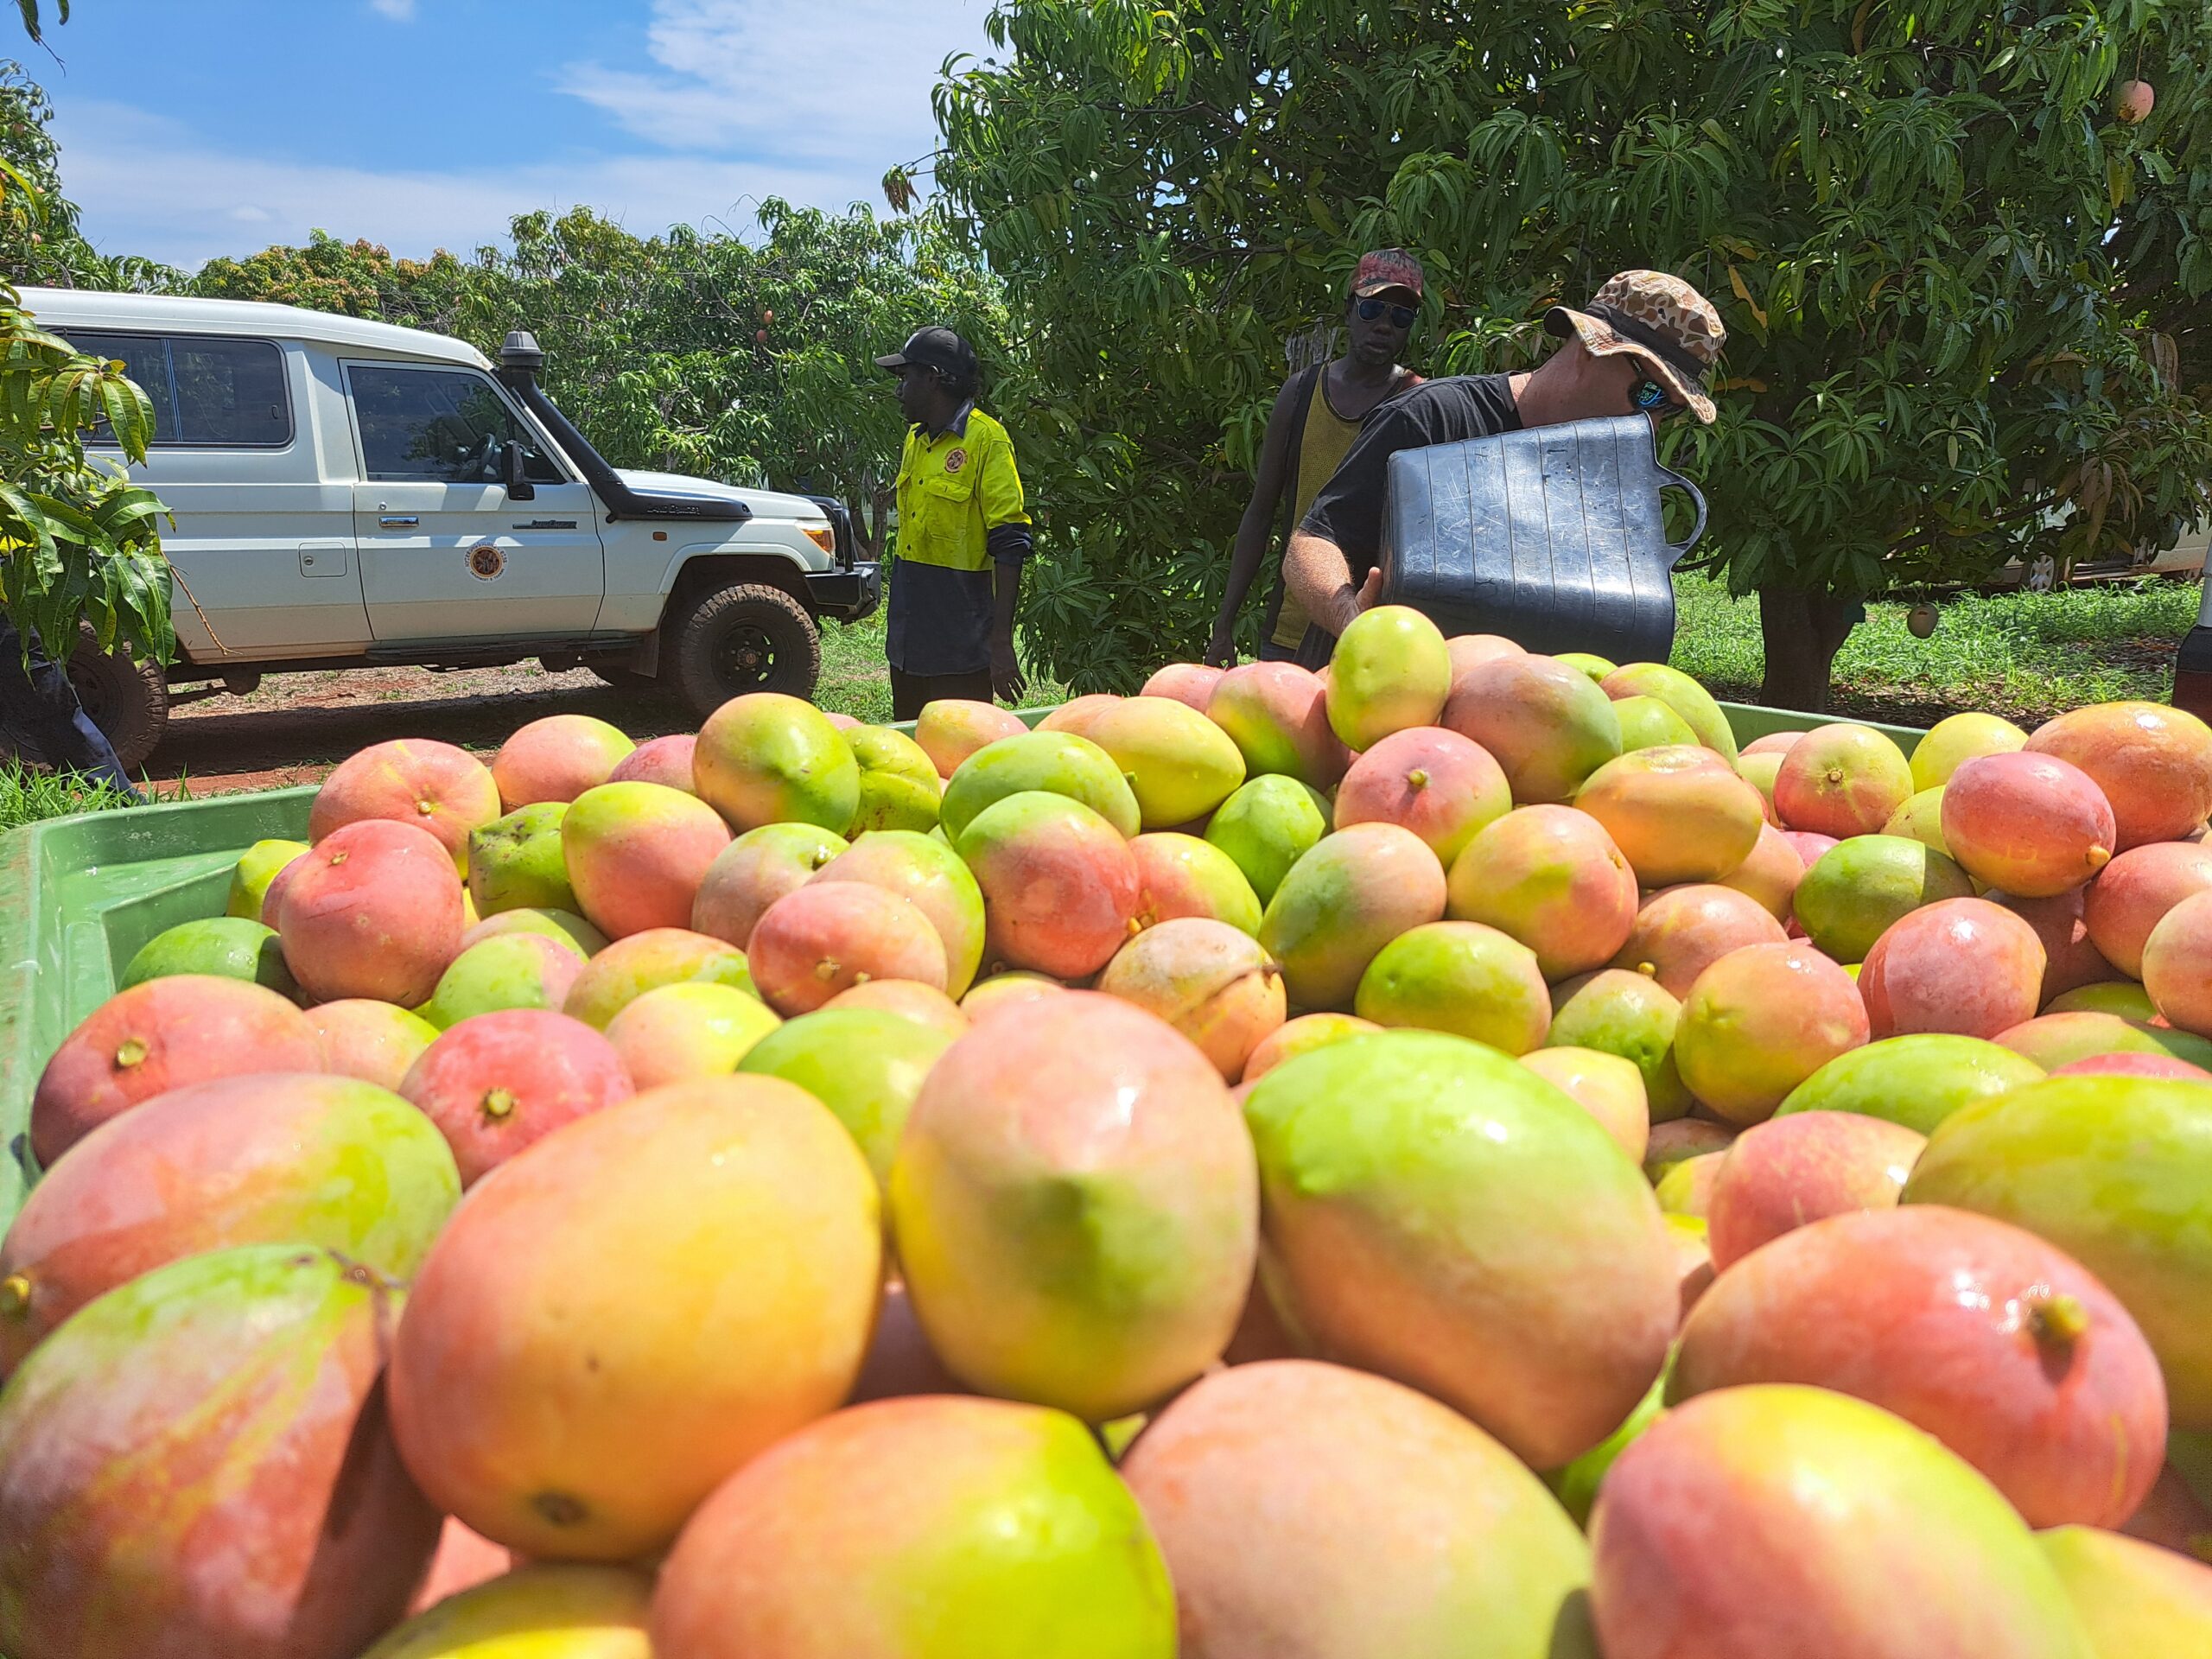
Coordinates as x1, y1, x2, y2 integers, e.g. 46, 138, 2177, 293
12, 289, 880, 768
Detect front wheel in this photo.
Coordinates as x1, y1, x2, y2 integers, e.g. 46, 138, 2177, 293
666, 583, 823, 718
72, 643, 169, 772
3, 630, 170, 773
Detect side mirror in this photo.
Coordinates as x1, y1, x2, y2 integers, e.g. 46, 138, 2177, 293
502, 441, 537, 502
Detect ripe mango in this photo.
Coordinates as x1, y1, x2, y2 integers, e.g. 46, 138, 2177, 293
1258, 823, 1446, 1012
0, 1246, 440, 1657
1087, 695, 1249, 829
1243, 1029, 1677, 1468
1905, 1076, 2212, 1429
692, 691, 860, 833
1590, 1386, 2093, 1658
1123, 1360, 1596, 1659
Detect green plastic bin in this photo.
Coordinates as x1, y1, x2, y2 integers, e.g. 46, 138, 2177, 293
0, 703, 1924, 1230
0, 787, 316, 1224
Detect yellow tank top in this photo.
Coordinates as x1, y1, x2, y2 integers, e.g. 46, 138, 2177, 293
1270, 368, 1405, 650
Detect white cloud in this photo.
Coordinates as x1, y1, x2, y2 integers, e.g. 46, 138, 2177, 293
50, 100, 863, 270
556, 0, 990, 168
42, 1, 998, 270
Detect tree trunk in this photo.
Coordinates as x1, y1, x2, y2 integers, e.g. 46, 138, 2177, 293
844, 490, 873, 559
843, 472, 890, 561
868, 482, 893, 558
1757, 588, 1859, 712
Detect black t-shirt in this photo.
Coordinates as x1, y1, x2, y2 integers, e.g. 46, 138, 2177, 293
1300, 373, 1522, 581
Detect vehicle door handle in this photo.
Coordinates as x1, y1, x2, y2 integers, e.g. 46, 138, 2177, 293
379, 514, 420, 529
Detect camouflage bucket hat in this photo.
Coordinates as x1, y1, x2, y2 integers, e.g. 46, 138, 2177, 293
1544, 270, 1726, 423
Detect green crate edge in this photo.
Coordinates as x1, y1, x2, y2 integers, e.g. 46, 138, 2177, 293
0, 702, 1922, 1230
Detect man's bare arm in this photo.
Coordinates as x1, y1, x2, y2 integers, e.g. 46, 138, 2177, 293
1285, 526, 1382, 640
1207, 377, 1306, 666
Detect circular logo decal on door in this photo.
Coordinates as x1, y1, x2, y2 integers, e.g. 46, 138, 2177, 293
468, 545, 506, 580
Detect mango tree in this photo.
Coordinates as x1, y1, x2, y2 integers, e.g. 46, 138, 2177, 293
931, 0, 2212, 706
0, 161, 171, 668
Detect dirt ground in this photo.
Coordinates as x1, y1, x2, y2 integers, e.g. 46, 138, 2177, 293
146, 664, 707, 795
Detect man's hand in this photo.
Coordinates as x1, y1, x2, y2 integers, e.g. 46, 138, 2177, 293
1320, 567, 1389, 638
1202, 620, 1239, 670
991, 635, 1027, 703
1352, 566, 1385, 617
1287, 528, 1386, 641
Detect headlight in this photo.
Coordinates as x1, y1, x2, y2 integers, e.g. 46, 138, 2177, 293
801, 522, 836, 555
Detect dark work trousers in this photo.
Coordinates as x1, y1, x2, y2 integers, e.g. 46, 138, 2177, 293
0, 621, 141, 798
889, 666, 995, 723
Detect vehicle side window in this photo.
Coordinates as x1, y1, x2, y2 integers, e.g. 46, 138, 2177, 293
67, 332, 292, 448
347, 365, 564, 484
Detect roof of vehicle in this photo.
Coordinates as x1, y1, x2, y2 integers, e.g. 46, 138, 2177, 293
15, 287, 491, 370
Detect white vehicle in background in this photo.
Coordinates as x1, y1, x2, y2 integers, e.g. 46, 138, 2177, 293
9, 289, 880, 769
2004, 521, 2209, 591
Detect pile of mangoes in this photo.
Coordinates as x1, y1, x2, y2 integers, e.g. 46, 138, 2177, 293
4, 606, 2212, 1657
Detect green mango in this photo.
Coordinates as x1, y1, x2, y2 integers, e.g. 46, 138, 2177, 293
1242, 1029, 1675, 1468
1792, 836, 1977, 965
1611, 695, 1698, 753
939, 729, 1141, 842
848, 726, 944, 835
1206, 774, 1331, 906
120, 916, 298, 1001
739, 1007, 956, 1188
1777, 1033, 2044, 1135
1599, 662, 1739, 762
226, 838, 307, 920
467, 801, 576, 917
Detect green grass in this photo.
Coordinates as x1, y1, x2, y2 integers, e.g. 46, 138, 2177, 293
816, 606, 1070, 723
1669, 573, 2199, 727
0, 765, 191, 832
826, 573, 2196, 731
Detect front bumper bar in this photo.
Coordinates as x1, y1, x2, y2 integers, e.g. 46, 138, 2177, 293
805, 562, 882, 624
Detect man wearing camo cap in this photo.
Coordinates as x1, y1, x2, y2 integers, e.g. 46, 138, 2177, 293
1283, 269, 1726, 663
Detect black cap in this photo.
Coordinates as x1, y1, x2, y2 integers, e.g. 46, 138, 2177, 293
875, 326, 978, 380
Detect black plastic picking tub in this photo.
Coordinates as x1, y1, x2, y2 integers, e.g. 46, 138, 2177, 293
1376, 413, 1708, 663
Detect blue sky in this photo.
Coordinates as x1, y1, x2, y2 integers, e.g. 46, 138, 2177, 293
27, 0, 995, 270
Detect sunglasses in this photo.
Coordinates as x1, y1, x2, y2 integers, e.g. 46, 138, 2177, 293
1355, 297, 1419, 328
1630, 375, 1686, 418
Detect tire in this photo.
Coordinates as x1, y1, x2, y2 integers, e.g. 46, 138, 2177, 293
666, 583, 823, 718
3, 630, 169, 773
2025, 554, 2062, 593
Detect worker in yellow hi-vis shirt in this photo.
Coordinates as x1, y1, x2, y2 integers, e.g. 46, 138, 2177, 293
875, 327, 1033, 721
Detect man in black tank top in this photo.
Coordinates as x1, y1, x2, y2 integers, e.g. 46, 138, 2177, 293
1284, 270, 1726, 665
1205, 250, 1427, 668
